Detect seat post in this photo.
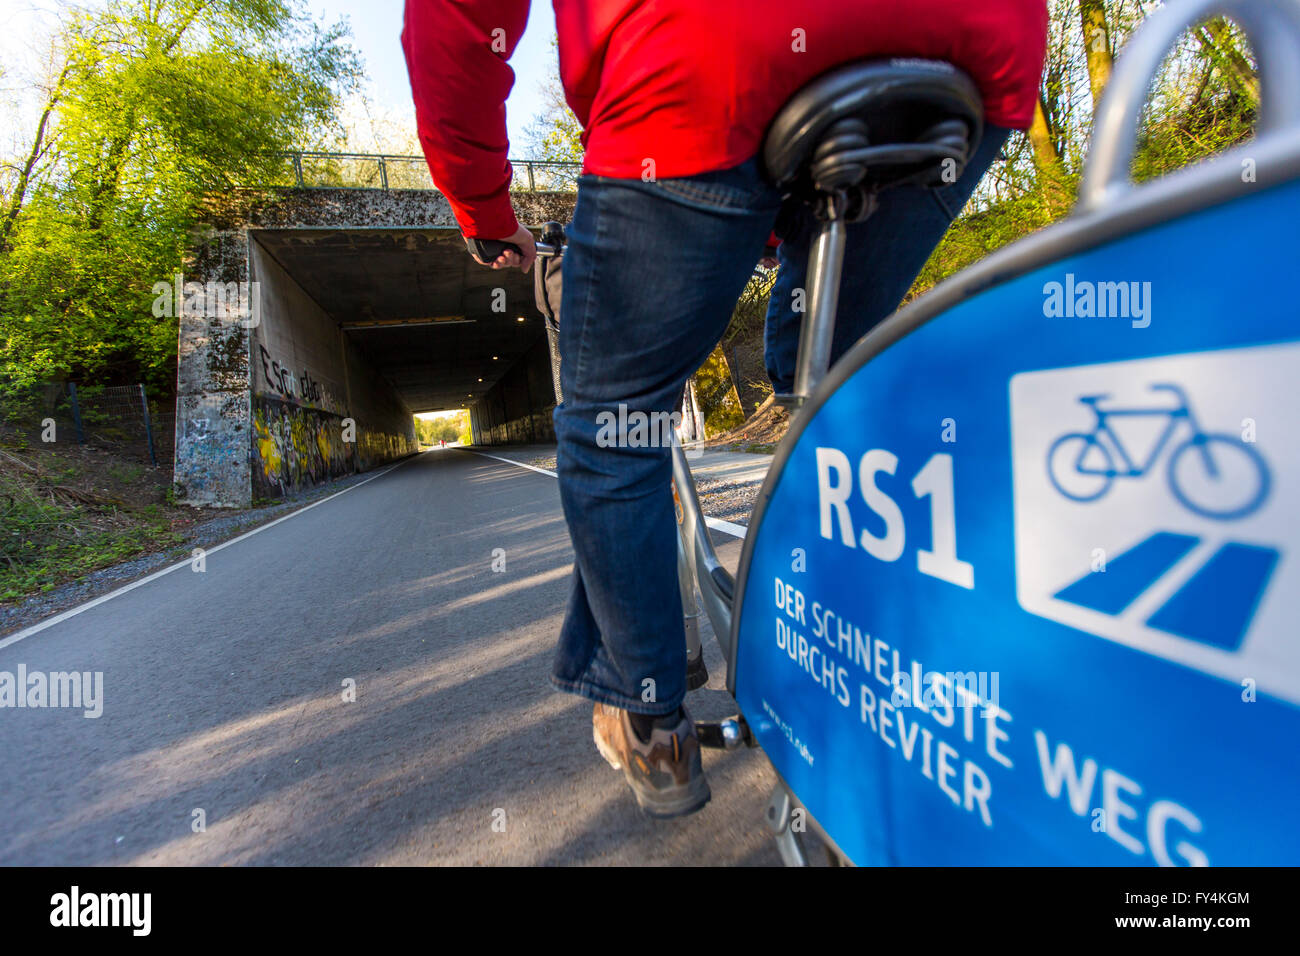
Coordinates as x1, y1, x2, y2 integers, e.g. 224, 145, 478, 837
780, 114, 875, 409
791, 208, 848, 402
761, 59, 983, 412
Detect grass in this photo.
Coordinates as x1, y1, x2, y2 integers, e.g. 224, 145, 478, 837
0, 468, 185, 601
108, 462, 145, 484
0, 416, 195, 603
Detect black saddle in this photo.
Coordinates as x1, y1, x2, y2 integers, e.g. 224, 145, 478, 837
762, 58, 984, 213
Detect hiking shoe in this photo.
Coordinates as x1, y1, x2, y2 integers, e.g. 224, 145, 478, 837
685, 651, 709, 690
592, 703, 711, 818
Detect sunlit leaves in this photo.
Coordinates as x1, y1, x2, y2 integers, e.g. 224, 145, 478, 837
0, 0, 361, 391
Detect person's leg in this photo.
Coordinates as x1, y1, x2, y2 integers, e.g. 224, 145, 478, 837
764, 125, 1012, 392
552, 159, 781, 718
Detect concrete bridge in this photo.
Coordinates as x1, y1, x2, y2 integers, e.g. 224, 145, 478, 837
174, 162, 577, 508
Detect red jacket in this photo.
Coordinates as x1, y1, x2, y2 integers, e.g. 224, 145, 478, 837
403, 1, 1047, 238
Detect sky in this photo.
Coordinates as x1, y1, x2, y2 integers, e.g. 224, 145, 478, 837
309, 0, 558, 152
0, 0, 560, 156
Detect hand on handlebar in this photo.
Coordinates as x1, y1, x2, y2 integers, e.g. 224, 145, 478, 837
468, 224, 537, 274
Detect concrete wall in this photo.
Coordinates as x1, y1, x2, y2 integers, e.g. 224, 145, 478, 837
248, 242, 416, 499
173, 231, 254, 507
174, 223, 419, 509
469, 335, 558, 445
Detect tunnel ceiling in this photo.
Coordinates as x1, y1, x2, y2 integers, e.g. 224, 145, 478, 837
253, 229, 543, 412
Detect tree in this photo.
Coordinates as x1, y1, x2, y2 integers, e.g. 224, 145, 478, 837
0, 58, 74, 249
521, 37, 583, 187
1079, 0, 1114, 109
1195, 18, 1259, 107
910, 2, 1258, 300
1028, 95, 1069, 213
0, 0, 360, 391
415, 411, 468, 445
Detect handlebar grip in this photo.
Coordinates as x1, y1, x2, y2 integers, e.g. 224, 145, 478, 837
466, 237, 522, 261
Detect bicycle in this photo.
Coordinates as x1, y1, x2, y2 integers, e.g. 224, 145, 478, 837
1046, 383, 1270, 519
474, 0, 1300, 866
668, 0, 1300, 867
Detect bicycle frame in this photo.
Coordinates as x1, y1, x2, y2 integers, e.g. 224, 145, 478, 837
1077, 383, 1221, 478
671, 440, 734, 663
686, 0, 1300, 867
1089, 412, 1179, 477
1085, 421, 1181, 480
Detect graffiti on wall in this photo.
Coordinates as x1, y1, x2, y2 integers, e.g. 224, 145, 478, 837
251, 396, 416, 498
475, 409, 556, 446
257, 344, 341, 413
173, 389, 251, 505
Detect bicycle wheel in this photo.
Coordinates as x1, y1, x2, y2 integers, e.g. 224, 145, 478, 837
1168, 434, 1270, 520
1047, 432, 1114, 502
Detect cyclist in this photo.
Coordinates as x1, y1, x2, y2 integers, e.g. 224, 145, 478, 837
403, 1, 1048, 818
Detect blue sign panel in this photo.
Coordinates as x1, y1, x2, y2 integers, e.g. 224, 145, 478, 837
733, 177, 1300, 865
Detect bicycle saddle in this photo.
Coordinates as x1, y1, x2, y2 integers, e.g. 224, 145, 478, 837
761, 58, 984, 201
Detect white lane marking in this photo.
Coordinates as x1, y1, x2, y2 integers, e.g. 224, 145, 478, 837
0, 455, 422, 650
704, 517, 748, 539
462, 449, 748, 539
461, 448, 556, 478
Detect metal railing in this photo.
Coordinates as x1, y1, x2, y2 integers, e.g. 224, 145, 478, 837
278, 151, 581, 191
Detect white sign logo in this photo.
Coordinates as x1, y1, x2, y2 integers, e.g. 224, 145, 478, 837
1010, 343, 1298, 704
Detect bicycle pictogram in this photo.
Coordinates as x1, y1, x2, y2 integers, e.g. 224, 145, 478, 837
1046, 383, 1270, 520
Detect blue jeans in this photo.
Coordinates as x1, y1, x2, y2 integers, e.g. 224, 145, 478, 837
551, 128, 1008, 715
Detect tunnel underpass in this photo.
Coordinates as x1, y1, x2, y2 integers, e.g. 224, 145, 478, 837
255, 229, 542, 415
174, 187, 574, 507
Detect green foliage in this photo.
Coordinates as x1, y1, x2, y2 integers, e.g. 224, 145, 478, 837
0, 0, 361, 393
522, 37, 583, 187
0, 466, 182, 602
693, 347, 746, 435
712, 3, 1261, 339
415, 411, 468, 445
910, 9, 1256, 300
910, 188, 1069, 300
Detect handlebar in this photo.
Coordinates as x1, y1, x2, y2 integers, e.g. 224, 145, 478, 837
465, 237, 522, 261
466, 220, 566, 263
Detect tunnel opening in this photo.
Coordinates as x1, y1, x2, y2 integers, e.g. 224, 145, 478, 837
414, 409, 470, 447
244, 227, 555, 496
176, 185, 576, 508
